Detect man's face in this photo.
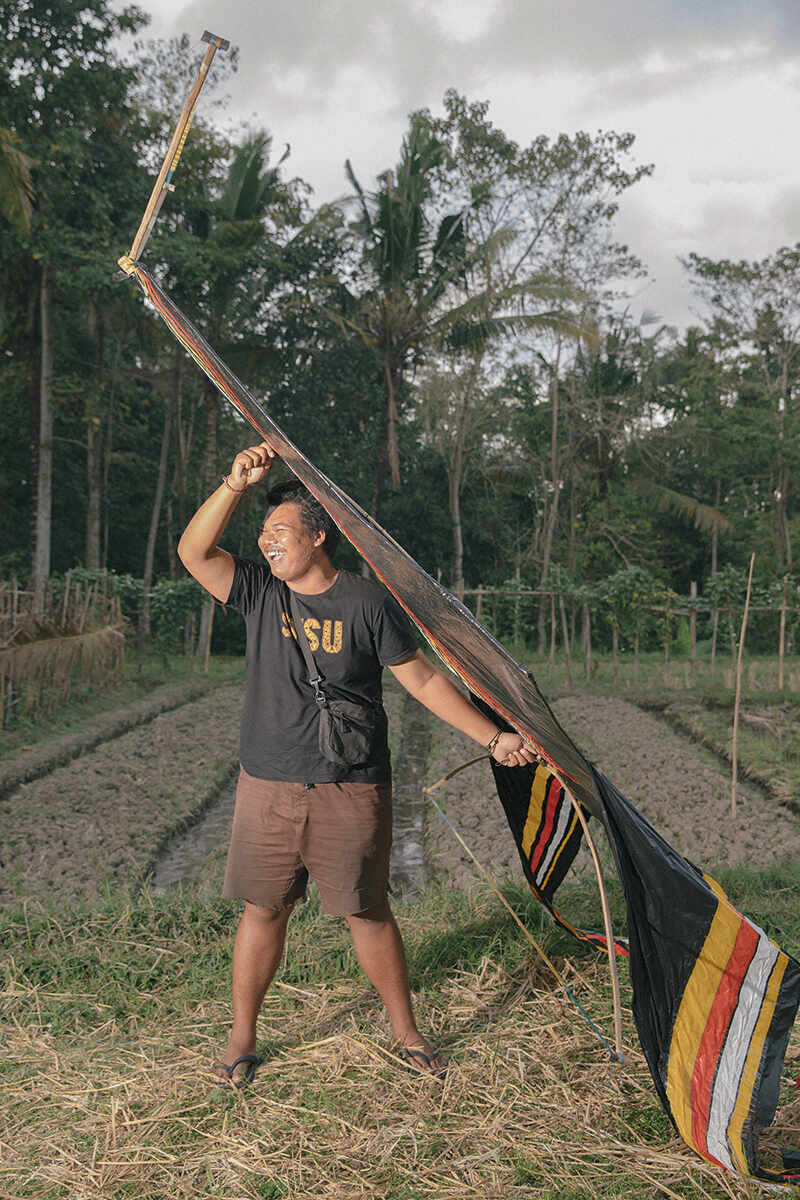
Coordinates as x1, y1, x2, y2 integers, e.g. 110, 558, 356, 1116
258, 501, 325, 581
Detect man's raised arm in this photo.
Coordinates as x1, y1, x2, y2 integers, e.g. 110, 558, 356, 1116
178, 441, 275, 602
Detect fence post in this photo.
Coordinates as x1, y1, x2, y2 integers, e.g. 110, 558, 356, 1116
476, 585, 483, 622
711, 608, 718, 684
731, 554, 756, 815
61, 569, 72, 631
583, 603, 592, 682
690, 580, 697, 688
634, 617, 640, 687
559, 591, 573, 687
778, 580, 787, 691
513, 564, 521, 652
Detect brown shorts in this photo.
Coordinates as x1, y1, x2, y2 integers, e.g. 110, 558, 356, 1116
223, 767, 393, 917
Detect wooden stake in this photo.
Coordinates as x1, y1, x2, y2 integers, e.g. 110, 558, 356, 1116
559, 591, 573, 687
689, 580, 697, 688
731, 553, 755, 816
778, 579, 787, 691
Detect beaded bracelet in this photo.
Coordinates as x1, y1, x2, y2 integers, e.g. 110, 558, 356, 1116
221, 474, 246, 494
486, 730, 502, 755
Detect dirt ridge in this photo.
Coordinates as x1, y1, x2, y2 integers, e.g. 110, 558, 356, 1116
0, 675, 235, 800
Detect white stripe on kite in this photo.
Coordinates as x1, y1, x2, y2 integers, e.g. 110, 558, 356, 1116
705, 931, 779, 1169
535, 792, 572, 887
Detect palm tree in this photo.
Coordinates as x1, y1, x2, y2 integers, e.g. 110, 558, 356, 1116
0, 128, 34, 233
191, 131, 291, 656
334, 116, 569, 515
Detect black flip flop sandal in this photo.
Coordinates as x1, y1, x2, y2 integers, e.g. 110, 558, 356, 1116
212, 1053, 263, 1087
400, 1046, 447, 1079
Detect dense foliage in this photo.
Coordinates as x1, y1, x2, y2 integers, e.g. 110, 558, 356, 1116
3, 1, 800, 654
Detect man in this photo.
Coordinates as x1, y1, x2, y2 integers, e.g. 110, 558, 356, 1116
178, 439, 536, 1083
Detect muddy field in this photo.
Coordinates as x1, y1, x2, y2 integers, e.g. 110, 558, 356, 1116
1, 677, 799, 907
0, 683, 243, 905
424, 693, 800, 888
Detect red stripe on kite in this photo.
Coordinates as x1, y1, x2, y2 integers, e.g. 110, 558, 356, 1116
690, 919, 760, 1158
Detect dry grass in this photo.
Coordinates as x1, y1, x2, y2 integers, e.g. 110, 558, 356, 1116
0, 626, 125, 730
2, 886, 796, 1200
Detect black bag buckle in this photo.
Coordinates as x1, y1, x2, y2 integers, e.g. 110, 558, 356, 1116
309, 675, 327, 707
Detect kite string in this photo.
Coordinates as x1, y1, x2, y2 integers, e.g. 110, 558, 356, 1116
423, 761, 623, 1062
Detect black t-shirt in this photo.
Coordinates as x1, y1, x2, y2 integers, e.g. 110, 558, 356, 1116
225, 558, 418, 783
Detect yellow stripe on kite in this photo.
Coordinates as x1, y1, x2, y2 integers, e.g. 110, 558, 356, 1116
665, 896, 743, 1153
726, 951, 789, 1175
703, 873, 729, 903
521, 765, 551, 858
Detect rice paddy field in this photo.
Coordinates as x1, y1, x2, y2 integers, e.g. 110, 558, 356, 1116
1, 652, 799, 1199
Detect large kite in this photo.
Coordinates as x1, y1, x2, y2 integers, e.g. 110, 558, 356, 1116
117, 35, 800, 1186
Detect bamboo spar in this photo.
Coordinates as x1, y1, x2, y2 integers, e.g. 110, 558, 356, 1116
118, 30, 229, 272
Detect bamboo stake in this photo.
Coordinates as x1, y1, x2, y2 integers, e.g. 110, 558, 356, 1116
119, 31, 229, 270
778, 580, 787, 691
731, 553, 755, 816
559, 591, 573, 687
60, 569, 71, 631
689, 580, 697, 688
583, 604, 592, 682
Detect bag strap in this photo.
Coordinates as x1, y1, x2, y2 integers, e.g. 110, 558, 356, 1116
285, 587, 328, 708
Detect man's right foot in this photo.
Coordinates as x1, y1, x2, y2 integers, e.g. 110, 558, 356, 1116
213, 1036, 260, 1086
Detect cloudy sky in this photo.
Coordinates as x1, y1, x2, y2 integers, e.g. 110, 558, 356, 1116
118, 0, 800, 328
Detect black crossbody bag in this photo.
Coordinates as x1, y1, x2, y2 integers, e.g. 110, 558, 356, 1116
286, 588, 381, 768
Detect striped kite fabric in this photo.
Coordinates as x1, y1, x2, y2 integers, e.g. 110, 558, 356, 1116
595, 768, 800, 1183
125, 259, 799, 1184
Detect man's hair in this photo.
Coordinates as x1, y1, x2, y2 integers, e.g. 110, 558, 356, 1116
264, 480, 341, 557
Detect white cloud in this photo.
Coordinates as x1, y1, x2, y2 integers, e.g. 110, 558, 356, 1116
116, 0, 800, 326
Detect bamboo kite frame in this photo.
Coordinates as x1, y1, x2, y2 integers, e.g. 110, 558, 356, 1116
118, 30, 229, 274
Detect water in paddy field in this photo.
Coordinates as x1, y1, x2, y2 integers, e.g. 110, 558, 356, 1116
150, 693, 431, 895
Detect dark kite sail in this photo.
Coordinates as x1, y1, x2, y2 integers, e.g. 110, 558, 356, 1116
126, 260, 799, 1185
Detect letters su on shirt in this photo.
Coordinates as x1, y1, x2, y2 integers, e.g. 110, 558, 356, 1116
281, 611, 343, 654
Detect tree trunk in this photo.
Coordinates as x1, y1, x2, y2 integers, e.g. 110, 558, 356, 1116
101, 345, 119, 570
538, 338, 563, 651
85, 411, 102, 569
138, 392, 173, 653
711, 479, 720, 577
384, 359, 401, 488
85, 299, 104, 570
449, 467, 465, 600
32, 263, 53, 612
370, 401, 389, 520
446, 354, 482, 598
